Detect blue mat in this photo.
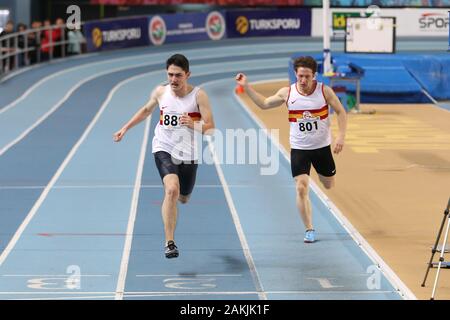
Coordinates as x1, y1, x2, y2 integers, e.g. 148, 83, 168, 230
289, 53, 450, 103
402, 54, 450, 101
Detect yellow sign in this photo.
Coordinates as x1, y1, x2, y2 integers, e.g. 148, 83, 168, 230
236, 16, 249, 35
92, 28, 103, 48
332, 12, 360, 30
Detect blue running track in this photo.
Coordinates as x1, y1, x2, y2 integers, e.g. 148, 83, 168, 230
0, 38, 427, 300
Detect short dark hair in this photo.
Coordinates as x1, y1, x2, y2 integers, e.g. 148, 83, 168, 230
293, 56, 317, 74
17, 23, 27, 30
166, 54, 189, 73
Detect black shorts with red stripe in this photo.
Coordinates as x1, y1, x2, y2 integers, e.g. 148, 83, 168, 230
290, 145, 336, 178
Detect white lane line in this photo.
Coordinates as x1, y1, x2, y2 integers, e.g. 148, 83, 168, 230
0, 43, 294, 115
136, 274, 242, 277
0, 289, 396, 295
0, 58, 286, 158
249, 78, 288, 85
205, 134, 267, 300
0, 184, 295, 190
0, 52, 163, 115
0, 63, 104, 116
0, 61, 158, 156
2, 274, 110, 277
125, 290, 396, 295
0, 68, 283, 297
169, 75, 286, 301
0, 38, 327, 88
0, 72, 152, 268
0, 64, 41, 83
114, 116, 151, 301
0, 292, 114, 294
232, 78, 417, 300
0, 52, 101, 84
13, 295, 115, 300
112, 62, 285, 301
421, 89, 450, 113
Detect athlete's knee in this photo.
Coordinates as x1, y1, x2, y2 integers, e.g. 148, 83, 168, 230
320, 176, 335, 190
322, 180, 334, 189
296, 179, 309, 198
165, 184, 180, 200
178, 194, 190, 204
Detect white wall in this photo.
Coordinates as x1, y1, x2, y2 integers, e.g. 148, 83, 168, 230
312, 8, 449, 37
0, 9, 10, 31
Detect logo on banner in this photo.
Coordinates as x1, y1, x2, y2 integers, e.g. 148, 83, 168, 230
419, 13, 449, 30
236, 16, 249, 34
206, 11, 225, 40
332, 12, 360, 31
365, 5, 382, 30
149, 15, 166, 45
92, 28, 103, 48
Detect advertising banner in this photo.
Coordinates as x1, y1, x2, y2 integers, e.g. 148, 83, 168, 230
91, 0, 450, 7
148, 11, 226, 46
90, 0, 314, 5
402, 9, 449, 36
84, 17, 149, 52
313, 8, 449, 37
225, 9, 311, 38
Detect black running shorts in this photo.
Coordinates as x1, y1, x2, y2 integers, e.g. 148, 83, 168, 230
290, 145, 336, 178
154, 151, 198, 196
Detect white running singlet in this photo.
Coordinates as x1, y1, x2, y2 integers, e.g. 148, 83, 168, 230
286, 81, 331, 150
152, 85, 201, 161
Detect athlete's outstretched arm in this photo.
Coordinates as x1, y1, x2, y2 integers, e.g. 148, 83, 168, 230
113, 86, 162, 142
323, 85, 347, 154
235, 73, 288, 110
180, 89, 215, 134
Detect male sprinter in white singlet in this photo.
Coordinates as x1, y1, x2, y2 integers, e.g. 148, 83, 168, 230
114, 54, 215, 258
236, 56, 347, 243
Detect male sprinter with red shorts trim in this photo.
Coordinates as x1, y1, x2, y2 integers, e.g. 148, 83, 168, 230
114, 54, 215, 258
236, 56, 347, 243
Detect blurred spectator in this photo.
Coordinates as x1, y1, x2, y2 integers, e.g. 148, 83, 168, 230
41, 19, 55, 61
67, 27, 85, 56
28, 20, 42, 64
0, 20, 15, 71
0, 20, 14, 38
54, 18, 66, 58
17, 23, 27, 67
0, 20, 14, 35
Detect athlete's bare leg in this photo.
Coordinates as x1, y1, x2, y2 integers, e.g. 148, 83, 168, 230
178, 194, 191, 204
295, 174, 313, 230
318, 174, 335, 190
162, 174, 180, 244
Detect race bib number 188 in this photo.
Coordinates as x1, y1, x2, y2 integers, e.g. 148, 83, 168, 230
161, 112, 182, 129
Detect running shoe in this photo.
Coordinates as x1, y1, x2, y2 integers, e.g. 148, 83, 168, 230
165, 240, 179, 258
304, 229, 316, 243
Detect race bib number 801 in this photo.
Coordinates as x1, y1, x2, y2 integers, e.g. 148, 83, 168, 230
298, 120, 318, 132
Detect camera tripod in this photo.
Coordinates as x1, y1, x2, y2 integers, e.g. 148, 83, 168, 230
421, 197, 450, 300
